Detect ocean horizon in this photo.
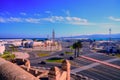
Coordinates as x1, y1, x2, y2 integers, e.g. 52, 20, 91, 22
0, 37, 120, 41
0, 38, 48, 41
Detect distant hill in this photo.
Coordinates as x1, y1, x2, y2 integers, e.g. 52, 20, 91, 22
62, 33, 120, 40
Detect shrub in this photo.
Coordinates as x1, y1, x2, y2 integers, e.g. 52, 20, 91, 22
46, 57, 64, 63
0, 51, 15, 60
37, 53, 49, 57
69, 56, 74, 60
59, 53, 64, 56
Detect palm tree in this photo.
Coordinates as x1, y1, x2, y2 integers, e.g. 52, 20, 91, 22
72, 42, 78, 58
76, 41, 82, 57
21, 39, 27, 47
72, 40, 82, 58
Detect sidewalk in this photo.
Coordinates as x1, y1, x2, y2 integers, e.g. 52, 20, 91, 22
81, 56, 120, 69
12, 52, 29, 59
71, 57, 120, 74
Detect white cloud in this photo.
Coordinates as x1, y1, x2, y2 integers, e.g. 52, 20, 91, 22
0, 11, 93, 25
65, 16, 90, 25
25, 18, 40, 23
42, 16, 93, 25
52, 16, 64, 21
0, 16, 93, 25
0, 17, 6, 23
42, 16, 64, 23
108, 16, 120, 21
0, 17, 22, 23
20, 12, 26, 16
43, 17, 55, 23
7, 17, 22, 22
66, 17, 87, 22
0, 17, 41, 23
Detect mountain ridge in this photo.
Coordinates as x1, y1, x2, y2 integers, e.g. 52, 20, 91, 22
62, 33, 120, 39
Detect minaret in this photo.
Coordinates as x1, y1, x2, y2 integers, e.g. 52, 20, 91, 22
52, 29, 55, 41
109, 28, 111, 42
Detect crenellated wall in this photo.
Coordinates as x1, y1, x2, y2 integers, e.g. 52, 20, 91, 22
0, 58, 39, 80
1, 58, 93, 80
48, 60, 71, 80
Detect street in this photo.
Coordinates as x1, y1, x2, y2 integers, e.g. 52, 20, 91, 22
27, 41, 120, 80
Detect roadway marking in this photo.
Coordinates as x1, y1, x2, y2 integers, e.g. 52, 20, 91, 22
71, 57, 120, 74
71, 63, 100, 73
81, 56, 120, 69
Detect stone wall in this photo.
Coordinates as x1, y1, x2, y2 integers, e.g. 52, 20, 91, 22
13, 58, 71, 80
0, 58, 39, 80
48, 60, 71, 80
12, 58, 49, 79
1, 58, 93, 80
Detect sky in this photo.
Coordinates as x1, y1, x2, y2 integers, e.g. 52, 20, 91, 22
0, 0, 120, 38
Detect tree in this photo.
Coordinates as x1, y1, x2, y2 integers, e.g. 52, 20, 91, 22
76, 41, 82, 57
72, 42, 77, 58
70, 46, 74, 52
21, 39, 27, 46
22, 39, 27, 41
72, 40, 82, 58
32, 38, 37, 41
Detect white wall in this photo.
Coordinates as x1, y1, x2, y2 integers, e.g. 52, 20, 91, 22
0, 44, 5, 54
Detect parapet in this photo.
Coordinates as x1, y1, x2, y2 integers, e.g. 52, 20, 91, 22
48, 60, 71, 80
0, 58, 39, 80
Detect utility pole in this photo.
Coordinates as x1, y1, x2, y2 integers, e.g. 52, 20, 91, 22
108, 28, 112, 55
52, 29, 55, 41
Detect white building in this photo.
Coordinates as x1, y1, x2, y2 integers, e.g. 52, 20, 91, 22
0, 42, 5, 54
33, 41, 44, 47
7, 39, 22, 46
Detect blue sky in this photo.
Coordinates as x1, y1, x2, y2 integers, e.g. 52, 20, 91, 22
0, 0, 120, 38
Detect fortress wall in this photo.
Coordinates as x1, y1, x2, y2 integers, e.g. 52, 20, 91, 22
0, 58, 39, 80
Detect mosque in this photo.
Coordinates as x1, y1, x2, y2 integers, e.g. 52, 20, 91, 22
21, 30, 62, 51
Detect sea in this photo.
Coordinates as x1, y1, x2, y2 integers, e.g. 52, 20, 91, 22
90, 38, 120, 41
0, 38, 48, 41
0, 38, 120, 41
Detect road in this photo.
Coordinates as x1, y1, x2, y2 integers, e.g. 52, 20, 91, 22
25, 41, 120, 80
71, 53, 120, 80
29, 51, 63, 63
77, 64, 120, 80
28, 41, 75, 68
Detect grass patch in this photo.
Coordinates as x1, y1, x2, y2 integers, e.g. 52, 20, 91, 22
0, 51, 15, 60
38, 51, 52, 53
46, 57, 64, 63
64, 51, 73, 55
115, 54, 120, 58
37, 53, 50, 57
9, 46, 18, 52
